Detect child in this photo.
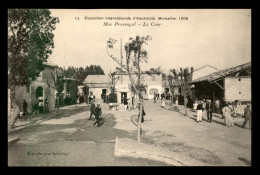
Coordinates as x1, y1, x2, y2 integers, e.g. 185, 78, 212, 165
93, 104, 102, 127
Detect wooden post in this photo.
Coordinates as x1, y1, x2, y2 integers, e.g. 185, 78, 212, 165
212, 85, 215, 113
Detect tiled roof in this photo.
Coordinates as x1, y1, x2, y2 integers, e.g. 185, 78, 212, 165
84, 75, 110, 84
193, 65, 219, 72
192, 62, 251, 83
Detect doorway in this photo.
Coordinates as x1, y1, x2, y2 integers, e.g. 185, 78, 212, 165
36, 86, 43, 99
121, 92, 127, 103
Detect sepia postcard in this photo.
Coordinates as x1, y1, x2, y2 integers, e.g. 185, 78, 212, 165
8, 9, 251, 166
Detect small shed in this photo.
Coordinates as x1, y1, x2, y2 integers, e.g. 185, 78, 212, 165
84, 75, 111, 99
191, 62, 251, 111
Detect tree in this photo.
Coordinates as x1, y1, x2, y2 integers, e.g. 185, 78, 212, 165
108, 70, 120, 93
169, 67, 193, 116
64, 66, 77, 79
167, 74, 175, 105
51, 67, 64, 111
85, 65, 105, 75
107, 35, 152, 142
82, 85, 89, 104
8, 9, 59, 102
76, 67, 86, 85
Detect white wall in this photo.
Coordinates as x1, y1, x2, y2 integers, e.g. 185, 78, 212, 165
225, 77, 251, 101
89, 88, 110, 99
147, 85, 164, 99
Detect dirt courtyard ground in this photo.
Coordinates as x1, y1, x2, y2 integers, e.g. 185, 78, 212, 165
8, 99, 251, 166
111, 99, 251, 166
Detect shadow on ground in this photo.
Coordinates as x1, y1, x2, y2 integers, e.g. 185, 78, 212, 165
190, 115, 226, 126
11, 112, 136, 145
140, 130, 223, 165
9, 105, 90, 136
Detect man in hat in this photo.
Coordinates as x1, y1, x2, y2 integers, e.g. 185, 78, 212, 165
93, 104, 102, 127
206, 99, 213, 122
153, 92, 156, 103
242, 103, 251, 129
89, 100, 95, 120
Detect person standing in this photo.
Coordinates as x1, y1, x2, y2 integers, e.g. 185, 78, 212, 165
215, 99, 220, 114
193, 98, 198, 112
222, 102, 234, 127
89, 96, 93, 104
201, 99, 207, 121
206, 99, 213, 122
123, 95, 128, 111
138, 102, 146, 123
127, 98, 131, 111
38, 99, 43, 114
141, 106, 146, 123
23, 99, 28, 116
161, 97, 165, 108
154, 93, 156, 103
242, 103, 251, 129
89, 100, 95, 120
93, 104, 102, 127
197, 100, 203, 122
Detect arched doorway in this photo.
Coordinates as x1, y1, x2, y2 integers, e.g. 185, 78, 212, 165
36, 86, 43, 99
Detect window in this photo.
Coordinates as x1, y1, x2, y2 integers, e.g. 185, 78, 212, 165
151, 76, 155, 81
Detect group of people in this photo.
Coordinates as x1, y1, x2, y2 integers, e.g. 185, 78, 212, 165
88, 100, 102, 127
194, 98, 213, 123
193, 98, 251, 129
21, 98, 47, 116
154, 92, 166, 103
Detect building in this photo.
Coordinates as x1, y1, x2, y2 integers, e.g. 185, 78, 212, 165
192, 65, 219, 80
115, 73, 163, 103
83, 72, 164, 103
191, 62, 251, 111
62, 77, 78, 105
10, 62, 57, 114
83, 75, 111, 100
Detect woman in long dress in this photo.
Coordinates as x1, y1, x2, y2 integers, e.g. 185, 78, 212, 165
161, 97, 165, 108
222, 102, 234, 127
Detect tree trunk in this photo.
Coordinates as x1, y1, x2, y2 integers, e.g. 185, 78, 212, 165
183, 92, 187, 116
9, 101, 20, 128
176, 93, 179, 107
57, 94, 60, 112
170, 90, 173, 105
137, 97, 143, 142
184, 87, 187, 116
10, 86, 16, 106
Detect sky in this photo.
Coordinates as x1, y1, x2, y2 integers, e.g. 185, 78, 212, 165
48, 9, 251, 74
